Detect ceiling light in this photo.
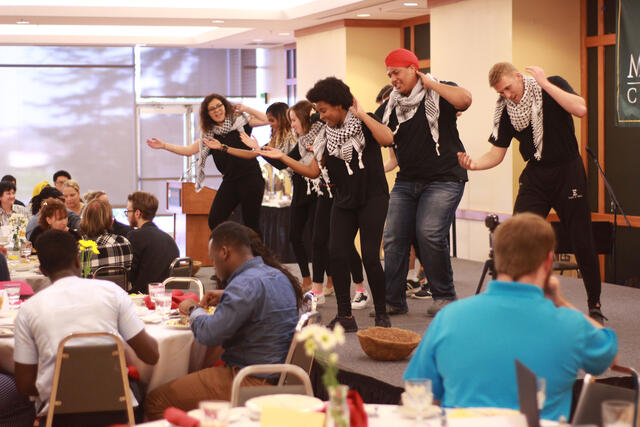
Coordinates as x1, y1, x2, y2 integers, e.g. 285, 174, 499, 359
403, 2, 419, 5
278, 32, 290, 36
16, 19, 29, 25
211, 20, 224, 23
356, 13, 370, 17
253, 38, 263, 42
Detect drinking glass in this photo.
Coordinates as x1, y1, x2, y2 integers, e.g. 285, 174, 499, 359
602, 400, 634, 427
4, 283, 21, 309
200, 400, 230, 427
404, 378, 433, 425
148, 283, 164, 306
155, 291, 172, 319
20, 241, 32, 258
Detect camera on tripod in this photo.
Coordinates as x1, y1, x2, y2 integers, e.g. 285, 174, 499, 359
484, 214, 500, 232
475, 214, 500, 294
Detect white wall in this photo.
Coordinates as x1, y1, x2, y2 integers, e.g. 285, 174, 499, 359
296, 27, 347, 99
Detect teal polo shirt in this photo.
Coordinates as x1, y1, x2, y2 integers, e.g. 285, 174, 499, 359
404, 280, 618, 421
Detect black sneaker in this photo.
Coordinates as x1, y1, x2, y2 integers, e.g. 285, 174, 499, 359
375, 313, 391, 327
327, 316, 358, 333
406, 280, 422, 295
369, 304, 408, 317
411, 284, 432, 300
589, 305, 608, 325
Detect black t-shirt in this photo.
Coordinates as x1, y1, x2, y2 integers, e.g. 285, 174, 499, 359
489, 76, 580, 165
264, 144, 316, 207
376, 82, 468, 184
323, 113, 389, 209
210, 124, 263, 181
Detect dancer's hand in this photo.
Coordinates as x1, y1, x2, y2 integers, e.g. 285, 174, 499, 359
349, 96, 366, 119
259, 146, 285, 159
239, 132, 259, 149
203, 137, 222, 150
146, 138, 165, 149
234, 103, 248, 113
417, 71, 437, 90
525, 65, 549, 87
457, 152, 476, 170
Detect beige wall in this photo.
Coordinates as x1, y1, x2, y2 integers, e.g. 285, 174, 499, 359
512, 0, 582, 203
296, 27, 347, 100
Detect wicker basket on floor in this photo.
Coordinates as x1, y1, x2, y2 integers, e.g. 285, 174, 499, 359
357, 327, 422, 361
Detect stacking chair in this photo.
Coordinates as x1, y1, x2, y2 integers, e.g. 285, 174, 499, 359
92, 265, 128, 291
168, 257, 193, 277
161, 276, 204, 300
551, 221, 614, 275
278, 311, 322, 386
571, 365, 639, 427
45, 332, 134, 427
230, 364, 314, 407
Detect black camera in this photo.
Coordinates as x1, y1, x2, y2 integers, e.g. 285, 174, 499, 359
484, 214, 500, 232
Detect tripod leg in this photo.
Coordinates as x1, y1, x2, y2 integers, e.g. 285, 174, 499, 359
475, 260, 491, 294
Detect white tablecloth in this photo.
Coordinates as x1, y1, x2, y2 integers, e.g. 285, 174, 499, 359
7, 256, 50, 293
136, 405, 560, 427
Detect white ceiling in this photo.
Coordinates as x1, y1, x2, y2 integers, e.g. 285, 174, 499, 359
0, 0, 430, 48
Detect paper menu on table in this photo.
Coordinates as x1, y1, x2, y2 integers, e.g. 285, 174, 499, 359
260, 407, 324, 427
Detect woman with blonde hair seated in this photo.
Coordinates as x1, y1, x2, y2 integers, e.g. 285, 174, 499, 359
62, 179, 84, 215
80, 198, 133, 275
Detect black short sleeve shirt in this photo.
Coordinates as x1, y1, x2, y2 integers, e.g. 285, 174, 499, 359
210, 124, 263, 181
488, 76, 580, 165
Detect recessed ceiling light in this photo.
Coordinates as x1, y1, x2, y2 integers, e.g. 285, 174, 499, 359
357, 13, 370, 17
404, 2, 419, 6
211, 20, 224, 23
253, 38, 263, 42
278, 32, 290, 36
16, 19, 29, 25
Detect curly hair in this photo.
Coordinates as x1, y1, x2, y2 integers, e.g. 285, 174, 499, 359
306, 77, 353, 110
199, 94, 235, 134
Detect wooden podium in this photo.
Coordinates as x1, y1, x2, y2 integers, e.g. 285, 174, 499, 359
167, 181, 216, 266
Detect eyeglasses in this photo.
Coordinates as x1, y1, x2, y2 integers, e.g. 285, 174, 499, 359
124, 209, 137, 215
208, 103, 224, 112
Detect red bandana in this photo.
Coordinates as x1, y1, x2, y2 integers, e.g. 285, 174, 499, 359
385, 48, 419, 69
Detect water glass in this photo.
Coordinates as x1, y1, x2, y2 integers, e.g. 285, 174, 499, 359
20, 241, 32, 258
200, 400, 230, 427
602, 400, 634, 427
404, 378, 433, 424
148, 282, 164, 305
155, 291, 172, 319
4, 283, 21, 309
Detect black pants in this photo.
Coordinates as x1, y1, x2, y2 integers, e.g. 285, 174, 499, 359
208, 175, 265, 233
330, 195, 388, 317
313, 193, 364, 284
514, 156, 601, 307
289, 199, 316, 278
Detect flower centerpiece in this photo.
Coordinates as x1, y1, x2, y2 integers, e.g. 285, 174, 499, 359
298, 323, 348, 427
78, 240, 99, 278
8, 214, 28, 252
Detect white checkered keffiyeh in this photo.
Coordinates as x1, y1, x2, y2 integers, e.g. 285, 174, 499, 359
87, 232, 133, 273
312, 111, 365, 176
195, 112, 250, 192
296, 121, 325, 196
382, 74, 442, 156
492, 75, 544, 161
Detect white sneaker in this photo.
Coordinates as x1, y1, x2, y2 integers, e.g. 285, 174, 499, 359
351, 291, 369, 309
312, 292, 325, 306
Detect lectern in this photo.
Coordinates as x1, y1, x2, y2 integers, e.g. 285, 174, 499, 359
167, 181, 216, 266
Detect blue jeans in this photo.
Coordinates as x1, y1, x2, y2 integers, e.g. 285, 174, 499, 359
383, 180, 465, 309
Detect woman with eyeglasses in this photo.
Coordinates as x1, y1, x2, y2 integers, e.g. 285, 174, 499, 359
146, 94, 268, 232
260, 77, 393, 332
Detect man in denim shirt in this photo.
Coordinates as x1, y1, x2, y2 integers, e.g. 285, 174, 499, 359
145, 222, 299, 420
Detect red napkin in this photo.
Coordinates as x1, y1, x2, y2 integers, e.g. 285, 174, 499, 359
127, 365, 140, 381
144, 290, 199, 310
347, 390, 368, 427
164, 407, 200, 427
0, 281, 34, 296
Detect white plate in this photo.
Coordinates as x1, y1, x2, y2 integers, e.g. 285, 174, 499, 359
245, 394, 324, 419
396, 404, 442, 419
188, 408, 243, 423
140, 314, 163, 324
164, 319, 190, 329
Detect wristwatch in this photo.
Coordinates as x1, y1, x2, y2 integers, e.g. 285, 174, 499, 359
221, 144, 229, 153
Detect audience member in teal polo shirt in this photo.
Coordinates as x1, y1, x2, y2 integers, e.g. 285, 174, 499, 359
404, 213, 618, 421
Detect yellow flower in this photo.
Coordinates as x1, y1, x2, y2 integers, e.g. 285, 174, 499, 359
78, 239, 100, 254
304, 339, 317, 357
329, 353, 339, 364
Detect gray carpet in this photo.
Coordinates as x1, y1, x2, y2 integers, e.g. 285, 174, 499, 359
196, 257, 639, 389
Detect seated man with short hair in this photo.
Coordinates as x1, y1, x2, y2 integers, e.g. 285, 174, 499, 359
145, 221, 301, 420
404, 213, 618, 421
13, 229, 159, 425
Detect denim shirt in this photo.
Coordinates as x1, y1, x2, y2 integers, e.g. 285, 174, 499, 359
189, 256, 298, 368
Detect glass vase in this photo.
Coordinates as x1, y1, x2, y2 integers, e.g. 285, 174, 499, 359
326, 385, 350, 427
12, 234, 20, 252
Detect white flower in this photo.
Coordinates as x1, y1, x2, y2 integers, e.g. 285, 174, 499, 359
332, 323, 345, 345
317, 330, 337, 352
329, 353, 339, 364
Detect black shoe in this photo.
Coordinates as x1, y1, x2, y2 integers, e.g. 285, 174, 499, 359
411, 283, 432, 300
327, 316, 358, 333
375, 313, 391, 327
369, 304, 408, 317
589, 305, 608, 325
406, 280, 422, 295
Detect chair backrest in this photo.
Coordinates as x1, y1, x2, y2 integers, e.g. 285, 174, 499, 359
46, 332, 134, 427
572, 365, 639, 427
551, 221, 614, 255
169, 257, 193, 277
161, 276, 204, 299
230, 364, 314, 407
276, 311, 321, 387
92, 265, 128, 291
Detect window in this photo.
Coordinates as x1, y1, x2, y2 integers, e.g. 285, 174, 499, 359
400, 16, 430, 71
285, 45, 297, 105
